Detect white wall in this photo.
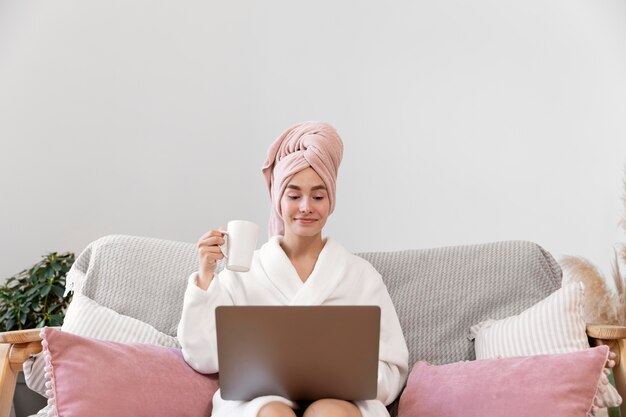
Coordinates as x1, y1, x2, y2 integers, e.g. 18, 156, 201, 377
1, 0, 625, 283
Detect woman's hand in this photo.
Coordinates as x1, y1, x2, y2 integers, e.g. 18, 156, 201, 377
196, 229, 225, 290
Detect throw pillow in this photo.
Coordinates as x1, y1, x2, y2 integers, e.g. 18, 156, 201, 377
470, 282, 587, 357
60, 293, 180, 346
398, 346, 611, 417
40, 327, 219, 417
24, 293, 180, 397
470, 282, 622, 409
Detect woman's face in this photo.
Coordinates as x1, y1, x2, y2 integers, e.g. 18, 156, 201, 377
280, 167, 331, 239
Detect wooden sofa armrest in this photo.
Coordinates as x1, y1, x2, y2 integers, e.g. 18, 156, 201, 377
0, 329, 44, 417
587, 324, 626, 415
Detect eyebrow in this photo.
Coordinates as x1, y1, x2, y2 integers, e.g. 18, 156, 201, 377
286, 184, 327, 191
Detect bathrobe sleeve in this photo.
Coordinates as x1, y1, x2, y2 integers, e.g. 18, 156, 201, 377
177, 271, 235, 374
351, 259, 409, 407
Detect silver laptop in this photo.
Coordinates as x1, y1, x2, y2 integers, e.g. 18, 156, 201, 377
215, 305, 380, 401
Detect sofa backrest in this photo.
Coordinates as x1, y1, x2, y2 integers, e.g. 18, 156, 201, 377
67, 235, 561, 368
359, 241, 561, 368
67, 235, 198, 337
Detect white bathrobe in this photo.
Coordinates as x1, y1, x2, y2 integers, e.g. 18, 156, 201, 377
177, 236, 409, 417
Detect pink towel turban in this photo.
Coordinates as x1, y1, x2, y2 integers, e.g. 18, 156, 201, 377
262, 121, 344, 237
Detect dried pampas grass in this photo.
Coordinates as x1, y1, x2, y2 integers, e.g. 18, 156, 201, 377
561, 251, 625, 325
560, 169, 626, 326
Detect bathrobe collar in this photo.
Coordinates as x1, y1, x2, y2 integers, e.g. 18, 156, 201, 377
259, 236, 350, 305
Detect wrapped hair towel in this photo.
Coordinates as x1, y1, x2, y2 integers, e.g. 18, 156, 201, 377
261, 121, 343, 237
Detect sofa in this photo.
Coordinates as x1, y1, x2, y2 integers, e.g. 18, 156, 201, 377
1, 234, 625, 417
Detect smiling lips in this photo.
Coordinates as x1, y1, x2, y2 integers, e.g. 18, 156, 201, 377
295, 218, 317, 224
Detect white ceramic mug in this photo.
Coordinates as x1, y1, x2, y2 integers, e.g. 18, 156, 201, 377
219, 220, 259, 272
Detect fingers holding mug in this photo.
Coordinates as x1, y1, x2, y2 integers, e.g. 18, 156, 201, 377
198, 228, 226, 247
196, 221, 259, 276
197, 229, 226, 283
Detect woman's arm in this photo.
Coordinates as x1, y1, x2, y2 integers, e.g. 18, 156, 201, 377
177, 228, 233, 373
177, 271, 234, 374
354, 263, 409, 405
374, 285, 409, 405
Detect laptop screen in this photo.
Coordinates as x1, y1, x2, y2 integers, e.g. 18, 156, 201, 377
215, 305, 381, 401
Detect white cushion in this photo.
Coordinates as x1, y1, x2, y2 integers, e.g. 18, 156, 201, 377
24, 293, 179, 398
470, 282, 621, 410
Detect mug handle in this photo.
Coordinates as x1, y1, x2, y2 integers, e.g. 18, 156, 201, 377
218, 230, 229, 258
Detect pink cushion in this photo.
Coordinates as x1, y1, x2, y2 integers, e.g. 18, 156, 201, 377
40, 327, 219, 417
398, 346, 610, 417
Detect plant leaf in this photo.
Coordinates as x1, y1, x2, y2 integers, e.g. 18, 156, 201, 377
5, 318, 15, 331
48, 314, 64, 326
51, 285, 65, 299
39, 286, 52, 297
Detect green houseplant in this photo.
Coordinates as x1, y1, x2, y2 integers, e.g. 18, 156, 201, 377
0, 252, 75, 332
0, 252, 75, 417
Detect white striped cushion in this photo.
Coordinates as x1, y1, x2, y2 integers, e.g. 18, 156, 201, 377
471, 282, 588, 357
24, 293, 179, 398
61, 293, 180, 346
470, 282, 621, 410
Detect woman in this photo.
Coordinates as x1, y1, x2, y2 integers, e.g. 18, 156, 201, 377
178, 122, 408, 417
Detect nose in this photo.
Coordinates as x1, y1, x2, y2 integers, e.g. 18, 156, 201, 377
299, 199, 312, 213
